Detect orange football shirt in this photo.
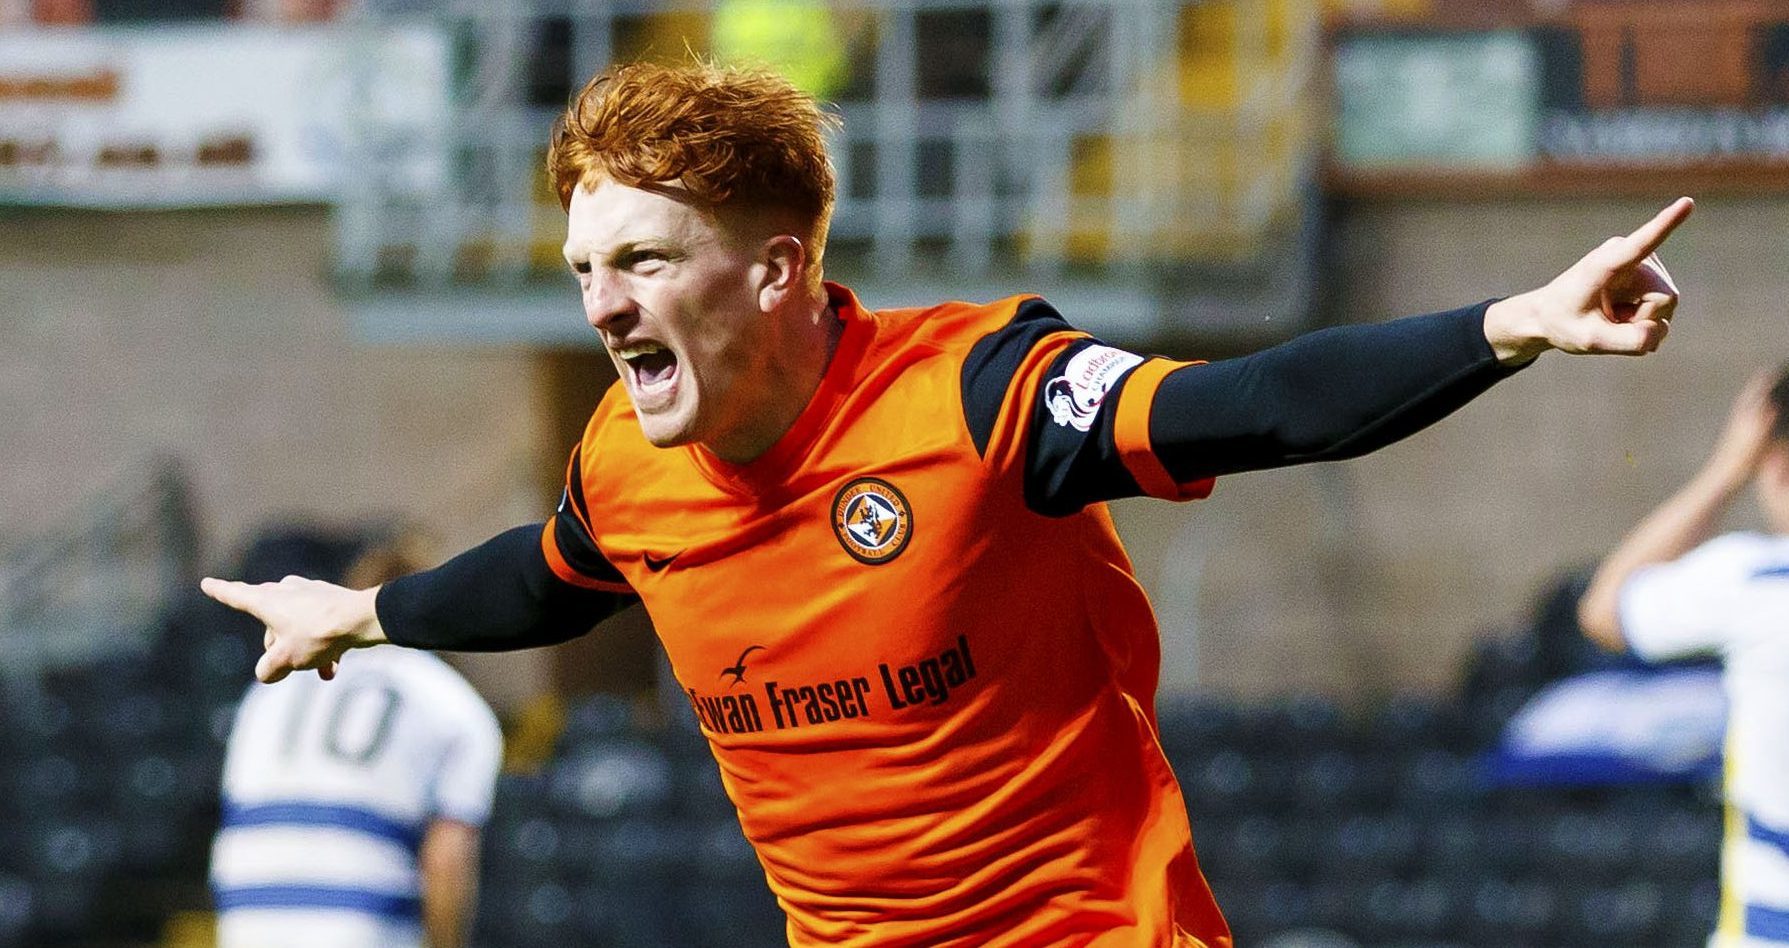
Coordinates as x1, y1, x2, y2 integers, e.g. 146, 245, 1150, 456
542, 283, 1231, 947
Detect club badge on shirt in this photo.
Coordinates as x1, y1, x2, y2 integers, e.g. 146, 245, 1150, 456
1045, 344, 1144, 432
832, 477, 912, 565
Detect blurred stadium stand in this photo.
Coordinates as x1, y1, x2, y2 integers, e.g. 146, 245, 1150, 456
322, 0, 1323, 348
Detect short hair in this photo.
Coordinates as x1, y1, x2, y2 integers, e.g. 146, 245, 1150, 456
345, 528, 438, 589
548, 61, 839, 289
1772, 363, 1789, 443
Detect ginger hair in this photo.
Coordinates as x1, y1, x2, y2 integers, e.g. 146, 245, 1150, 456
548, 61, 840, 293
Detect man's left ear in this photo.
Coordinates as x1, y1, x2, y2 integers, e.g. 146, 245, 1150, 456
758, 235, 807, 313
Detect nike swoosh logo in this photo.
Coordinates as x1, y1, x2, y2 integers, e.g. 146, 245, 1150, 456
643, 551, 681, 572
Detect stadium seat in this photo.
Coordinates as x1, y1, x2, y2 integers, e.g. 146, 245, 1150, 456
547, 740, 676, 820
514, 879, 579, 944
17, 754, 110, 813
1156, 696, 1245, 759
8, 694, 73, 749
1564, 879, 1665, 945
1243, 697, 1348, 755
1396, 749, 1484, 813
0, 874, 32, 948
1476, 811, 1544, 876
1257, 929, 1362, 948
1660, 878, 1720, 946
1540, 809, 1637, 879
25, 878, 93, 941
32, 821, 122, 881
1257, 880, 1318, 931
118, 811, 184, 872
569, 882, 686, 946
1291, 750, 1373, 813
1183, 748, 1260, 816
589, 817, 691, 882
1364, 876, 1457, 940
1464, 875, 1557, 944
692, 818, 764, 883
555, 693, 638, 754
488, 816, 570, 891
1638, 802, 1721, 879
1321, 813, 1421, 878
1274, 817, 1337, 880
681, 881, 787, 947
1368, 696, 1473, 754
1201, 814, 1286, 882
673, 756, 738, 819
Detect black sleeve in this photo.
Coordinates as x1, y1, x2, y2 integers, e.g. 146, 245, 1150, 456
376, 523, 634, 652
1149, 299, 1520, 481
978, 299, 1522, 516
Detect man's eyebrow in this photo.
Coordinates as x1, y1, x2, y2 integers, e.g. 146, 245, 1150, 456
602, 241, 647, 265
561, 238, 636, 267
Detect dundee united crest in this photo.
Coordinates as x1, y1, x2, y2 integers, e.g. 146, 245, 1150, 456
831, 477, 912, 565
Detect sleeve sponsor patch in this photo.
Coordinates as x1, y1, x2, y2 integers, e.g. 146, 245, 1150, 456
1043, 344, 1143, 433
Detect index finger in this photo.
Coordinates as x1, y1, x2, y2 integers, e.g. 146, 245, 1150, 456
201, 577, 269, 621
1618, 196, 1694, 265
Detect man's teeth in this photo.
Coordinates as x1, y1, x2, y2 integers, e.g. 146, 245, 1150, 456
616, 342, 666, 361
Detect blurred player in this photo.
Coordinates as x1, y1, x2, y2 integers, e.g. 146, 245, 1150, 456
209, 534, 503, 948
1580, 369, 1789, 948
202, 62, 1690, 946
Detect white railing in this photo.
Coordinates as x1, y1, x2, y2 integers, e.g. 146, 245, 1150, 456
0, 461, 199, 678
333, 0, 1319, 288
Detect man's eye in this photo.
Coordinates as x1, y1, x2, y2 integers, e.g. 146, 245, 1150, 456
621, 251, 664, 270
571, 261, 591, 275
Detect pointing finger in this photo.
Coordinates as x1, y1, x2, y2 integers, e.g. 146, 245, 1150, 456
1616, 197, 1694, 267
201, 577, 268, 620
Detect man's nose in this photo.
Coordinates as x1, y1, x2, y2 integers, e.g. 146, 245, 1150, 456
584, 270, 633, 332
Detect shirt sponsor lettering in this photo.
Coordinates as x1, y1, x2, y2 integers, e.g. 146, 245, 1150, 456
685, 635, 978, 734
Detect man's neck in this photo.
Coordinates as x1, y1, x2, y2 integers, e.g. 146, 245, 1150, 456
705, 300, 844, 464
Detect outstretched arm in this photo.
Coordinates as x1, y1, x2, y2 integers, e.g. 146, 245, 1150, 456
1013, 199, 1696, 512
1577, 374, 1779, 651
202, 523, 633, 683
1147, 199, 1694, 481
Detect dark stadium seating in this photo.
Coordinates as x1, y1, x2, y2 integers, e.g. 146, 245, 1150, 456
0, 528, 1726, 948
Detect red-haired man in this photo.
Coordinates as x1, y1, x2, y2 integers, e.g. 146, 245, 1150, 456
205, 62, 1690, 946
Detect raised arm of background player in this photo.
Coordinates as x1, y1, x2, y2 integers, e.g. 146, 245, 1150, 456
1577, 371, 1781, 650
201, 198, 1693, 682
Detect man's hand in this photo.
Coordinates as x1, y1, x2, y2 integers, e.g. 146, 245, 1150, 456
1702, 370, 1781, 489
1484, 197, 1693, 365
200, 576, 387, 683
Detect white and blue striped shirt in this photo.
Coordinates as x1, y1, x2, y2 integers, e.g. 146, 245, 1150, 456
210, 647, 503, 948
1622, 531, 1789, 947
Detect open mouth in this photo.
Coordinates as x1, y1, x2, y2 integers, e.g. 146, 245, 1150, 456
616, 341, 679, 397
